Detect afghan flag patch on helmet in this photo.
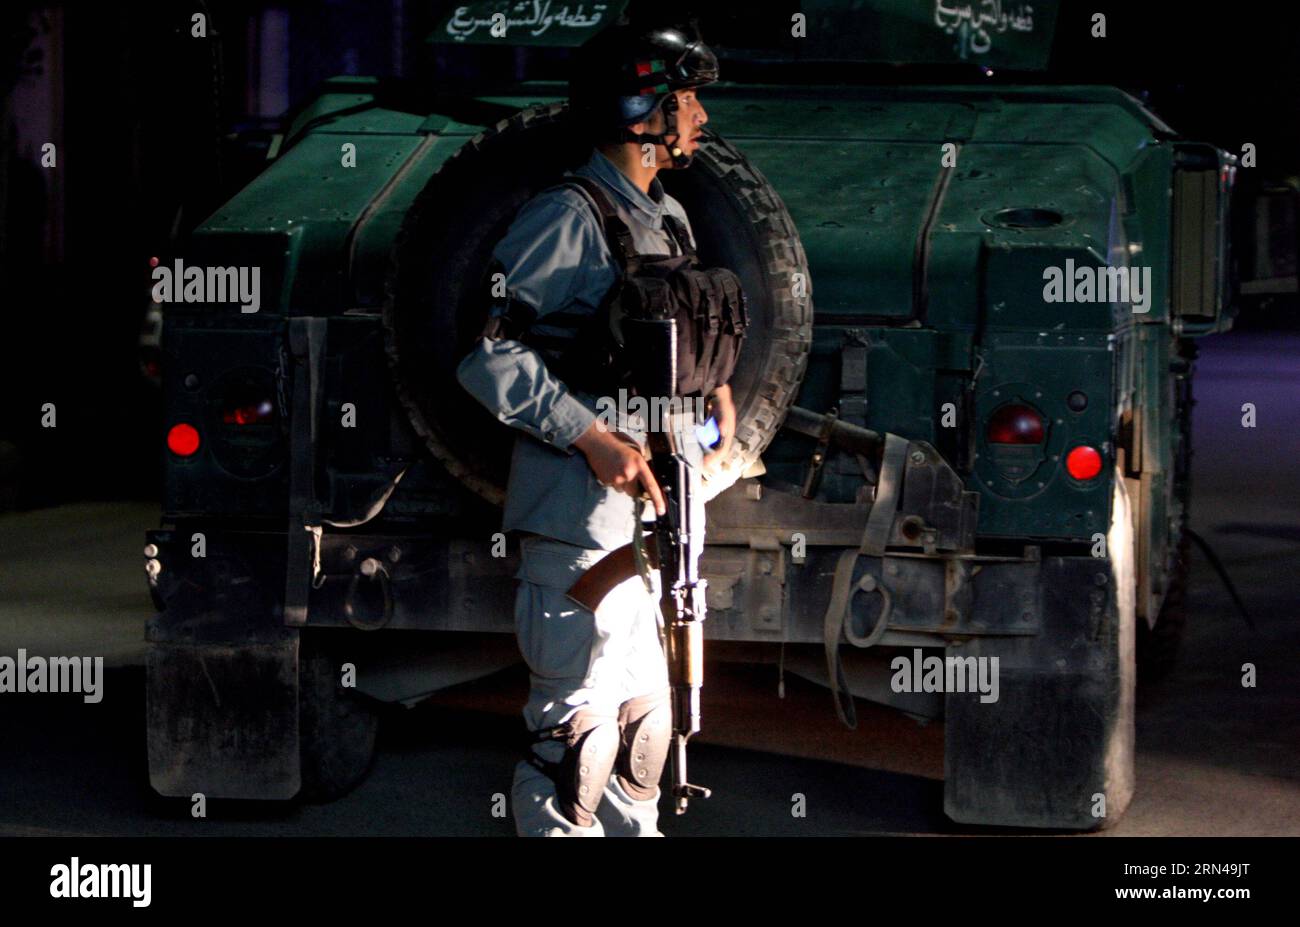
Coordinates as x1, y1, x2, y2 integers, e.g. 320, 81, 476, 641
635, 59, 669, 95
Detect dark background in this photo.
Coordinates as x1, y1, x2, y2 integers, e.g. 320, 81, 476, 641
1, 0, 1297, 511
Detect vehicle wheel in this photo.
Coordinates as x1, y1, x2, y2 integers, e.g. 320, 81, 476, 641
297, 633, 380, 803
1138, 338, 1194, 681
1095, 470, 1138, 829
1137, 532, 1188, 681
383, 103, 813, 505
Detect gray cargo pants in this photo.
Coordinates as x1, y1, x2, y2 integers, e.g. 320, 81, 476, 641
510, 533, 673, 837
509, 411, 711, 836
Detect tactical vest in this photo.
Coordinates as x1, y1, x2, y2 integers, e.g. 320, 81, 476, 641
485, 175, 748, 400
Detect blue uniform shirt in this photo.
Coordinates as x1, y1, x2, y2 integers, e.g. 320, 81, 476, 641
456, 149, 702, 551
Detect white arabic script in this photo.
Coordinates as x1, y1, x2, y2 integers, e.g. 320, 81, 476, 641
934, 0, 1035, 58
446, 2, 610, 41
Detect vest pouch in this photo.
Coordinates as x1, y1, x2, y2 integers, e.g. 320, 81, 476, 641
617, 263, 748, 399
707, 269, 748, 393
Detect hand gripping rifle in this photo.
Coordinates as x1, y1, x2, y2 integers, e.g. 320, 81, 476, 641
565, 315, 712, 814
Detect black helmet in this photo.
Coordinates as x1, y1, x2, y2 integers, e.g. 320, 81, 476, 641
570, 23, 719, 165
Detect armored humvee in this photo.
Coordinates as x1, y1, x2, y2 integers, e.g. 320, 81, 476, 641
143, 2, 1235, 828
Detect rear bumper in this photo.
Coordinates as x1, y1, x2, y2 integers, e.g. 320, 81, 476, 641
145, 523, 1109, 650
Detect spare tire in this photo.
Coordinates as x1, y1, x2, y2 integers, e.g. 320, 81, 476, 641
384, 103, 812, 505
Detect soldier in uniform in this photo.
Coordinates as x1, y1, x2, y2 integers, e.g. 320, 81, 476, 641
456, 23, 735, 836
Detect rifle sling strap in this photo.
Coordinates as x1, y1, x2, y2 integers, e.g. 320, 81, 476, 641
631, 498, 656, 596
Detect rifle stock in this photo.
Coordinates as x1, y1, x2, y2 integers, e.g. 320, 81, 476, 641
565, 534, 659, 612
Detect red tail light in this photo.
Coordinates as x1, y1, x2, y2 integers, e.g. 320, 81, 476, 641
986, 404, 1045, 444
222, 399, 274, 426
1065, 445, 1103, 480
167, 423, 200, 457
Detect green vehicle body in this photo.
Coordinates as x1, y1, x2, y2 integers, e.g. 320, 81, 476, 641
144, 35, 1235, 828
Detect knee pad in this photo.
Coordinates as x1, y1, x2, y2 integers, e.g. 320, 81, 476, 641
616, 688, 671, 801
550, 708, 620, 829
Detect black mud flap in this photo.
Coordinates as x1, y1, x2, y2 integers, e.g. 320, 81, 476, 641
146, 639, 301, 800
943, 554, 1135, 830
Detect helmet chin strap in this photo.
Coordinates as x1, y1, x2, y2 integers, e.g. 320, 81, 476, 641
621, 94, 695, 168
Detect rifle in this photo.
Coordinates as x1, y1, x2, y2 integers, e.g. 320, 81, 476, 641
568, 405, 885, 608
565, 315, 712, 814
